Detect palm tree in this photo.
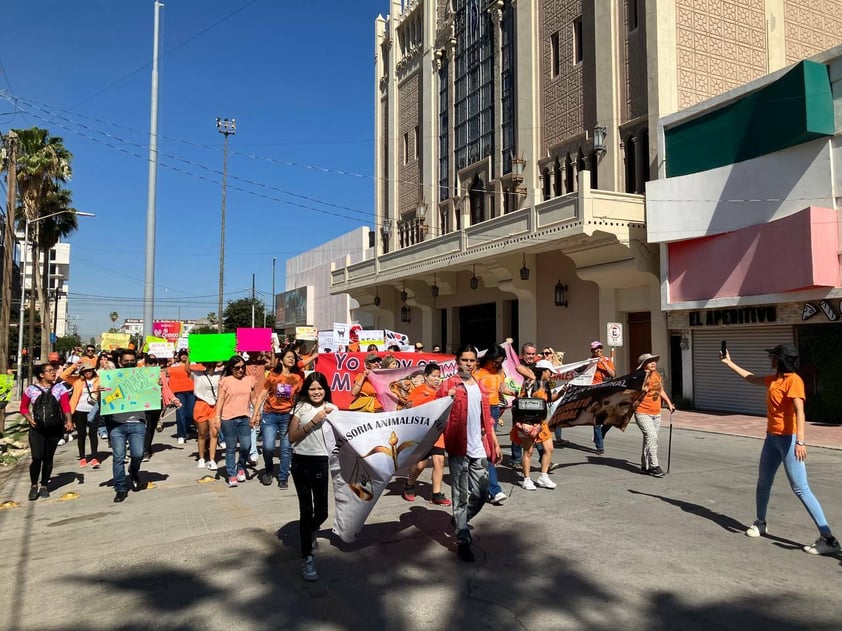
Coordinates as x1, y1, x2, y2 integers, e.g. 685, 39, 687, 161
109, 312, 119, 325
13, 127, 72, 357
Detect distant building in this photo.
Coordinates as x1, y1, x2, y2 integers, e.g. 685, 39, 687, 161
15, 235, 71, 337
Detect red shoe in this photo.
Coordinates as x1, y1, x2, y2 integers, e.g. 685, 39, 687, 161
89, 458, 101, 469
401, 485, 416, 502
79, 458, 88, 468
431, 493, 452, 506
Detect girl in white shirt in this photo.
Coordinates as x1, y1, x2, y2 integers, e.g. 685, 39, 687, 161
288, 372, 336, 582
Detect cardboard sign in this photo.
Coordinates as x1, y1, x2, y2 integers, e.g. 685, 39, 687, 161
101, 332, 130, 351
295, 326, 318, 341
147, 342, 174, 358
236, 328, 272, 352
359, 330, 385, 350
99, 367, 162, 415
188, 333, 237, 362
318, 331, 336, 353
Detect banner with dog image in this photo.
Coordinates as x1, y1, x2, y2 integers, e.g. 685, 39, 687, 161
367, 364, 458, 412
547, 370, 648, 431
324, 398, 453, 542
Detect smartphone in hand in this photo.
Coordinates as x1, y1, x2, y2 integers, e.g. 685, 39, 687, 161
720, 340, 727, 359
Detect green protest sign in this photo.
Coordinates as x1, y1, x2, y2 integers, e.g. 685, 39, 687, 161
0, 374, 14, 402
98, 367, 161, 416
188, 333, 237, 362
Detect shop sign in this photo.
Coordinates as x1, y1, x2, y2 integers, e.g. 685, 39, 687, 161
689, 306, 777, 327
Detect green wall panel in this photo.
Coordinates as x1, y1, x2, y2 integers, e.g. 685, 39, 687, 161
665, 61, 835, 178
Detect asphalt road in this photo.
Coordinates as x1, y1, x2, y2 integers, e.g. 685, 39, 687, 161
0, 421, 840, 631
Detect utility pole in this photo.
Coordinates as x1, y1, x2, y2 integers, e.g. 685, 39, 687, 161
216, 117, 236, 332
0, 130, 17, 373
251, 273, 256, 328
272, 256, 276, 329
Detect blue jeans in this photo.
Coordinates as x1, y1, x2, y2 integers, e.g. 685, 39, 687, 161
756, 433, 832, 537
175, 392, 196, 439
261, 412, 292, 481
487, 407, 502, 496
107, 421, 146, 493
220, 417, 252, 479
593, 424, 611, 450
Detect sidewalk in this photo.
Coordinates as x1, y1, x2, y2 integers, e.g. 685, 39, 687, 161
670, 409, 842, 450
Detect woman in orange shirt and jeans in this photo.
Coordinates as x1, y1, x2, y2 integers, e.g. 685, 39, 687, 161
721, 344, 839, 555
633, 353, 674, 478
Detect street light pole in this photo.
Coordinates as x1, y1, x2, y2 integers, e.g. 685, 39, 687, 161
272, 256, 276, 328
216, 117, 236, 332
15, 210, 94, 391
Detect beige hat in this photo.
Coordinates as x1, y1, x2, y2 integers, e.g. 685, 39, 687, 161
637, 353, 660, 370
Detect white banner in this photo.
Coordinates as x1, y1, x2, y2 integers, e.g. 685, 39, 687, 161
548, 358, 599, 416
325, 398, 453, 542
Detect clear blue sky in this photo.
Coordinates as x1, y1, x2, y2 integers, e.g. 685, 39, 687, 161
1, 0, 390, 340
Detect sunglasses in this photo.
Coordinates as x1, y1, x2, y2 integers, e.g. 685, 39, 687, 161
542, 351, 553, 356
233, 364, 246, 370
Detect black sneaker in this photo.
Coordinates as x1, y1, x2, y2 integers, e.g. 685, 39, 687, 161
649, 466, 665, 478
259, 471, 274, 486
131, 475, 148, 492
39, 486, 49, 498
278, 479, 289, 490
457, 543, 475, 562
28, 485, 39, 501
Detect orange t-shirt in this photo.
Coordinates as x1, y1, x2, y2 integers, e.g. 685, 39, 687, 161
592, 357, 614, 385
353, 372, 383, 411
475, 367, 504, 406
263, 371, 303, 414
636, 370, 664, 415
764, 372, 805, 435
408, 383, 444, 448
167, 364, 194, 393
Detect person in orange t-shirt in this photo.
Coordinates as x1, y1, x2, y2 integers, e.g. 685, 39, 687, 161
167, 349, 195, 445
475, 346, 516, 504
348, 353, 383, 412
400, 363, 451, 506
589, 341, 616, 455
633, 353, 674, 478
721, 344, 839, 555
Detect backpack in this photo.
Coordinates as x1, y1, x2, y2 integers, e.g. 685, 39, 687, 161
32, 385, 64, 430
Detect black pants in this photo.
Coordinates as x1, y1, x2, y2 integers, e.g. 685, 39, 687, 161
291, 454, 328, 558
144, 410, 160, 454
72, 410, 99, 460
29, 427, 62, 486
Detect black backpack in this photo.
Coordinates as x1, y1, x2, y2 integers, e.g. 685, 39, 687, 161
32, 385, 64, 430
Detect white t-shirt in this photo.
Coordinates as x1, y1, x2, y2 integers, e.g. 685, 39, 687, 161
75, 379, 97, 413
192, 370, 221, 405
292, 402, 330, 457
464, 382, 484, 458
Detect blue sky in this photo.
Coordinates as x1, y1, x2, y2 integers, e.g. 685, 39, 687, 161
1, 0, 390, 340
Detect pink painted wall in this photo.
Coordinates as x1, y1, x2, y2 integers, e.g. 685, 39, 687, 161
668, 207, 839, 303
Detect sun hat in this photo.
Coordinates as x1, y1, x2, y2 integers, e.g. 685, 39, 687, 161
534, 359, 556, 371
365, 352, 382, 364
637, 353, 660, 370
80, 359, 97, 372
590, 341, 604, 349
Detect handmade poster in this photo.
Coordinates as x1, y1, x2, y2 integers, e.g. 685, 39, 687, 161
295, 326, 318, 341
142, 336, 166, 352
271, 332, 281, 353
316, 352, 458, 410
98, 367, 162, 416
101, 332, 130, 351
325, 398, 453, 542
147, 342, 174, 358
0, 374, 14, 402
333, 323, 350, 346
318, 331, 335, 353
384, 329, 409, 348
176, 337, 189, 353
547, 370, 648, 431
188, 333, 237, 362
152, 320, 182, 343
358, 330, 385, 350
236, 328, 272, 352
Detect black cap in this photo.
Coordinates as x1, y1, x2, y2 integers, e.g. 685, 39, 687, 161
765, 343, 798, 360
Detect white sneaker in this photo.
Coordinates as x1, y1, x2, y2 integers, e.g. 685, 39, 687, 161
745, 520, 767, 538
803, 536, 840, 555
490, 491, 507, 504
207, 460, 218, 471
197, 459, 205, 468
536, 474, 557, 489
521, 478, 536, 490
301, 555, 318, 581
177, 437, 185, 445
218, 442, 226, 449
57, 438, 66, 446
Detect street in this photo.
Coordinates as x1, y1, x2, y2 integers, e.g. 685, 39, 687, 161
0, 421, 840, 631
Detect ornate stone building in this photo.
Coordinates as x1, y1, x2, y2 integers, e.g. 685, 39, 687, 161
331, 0, 842, 376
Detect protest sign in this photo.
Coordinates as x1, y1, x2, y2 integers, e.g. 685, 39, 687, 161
316, 352, 458, 410
0, 374, 14, 402
547, 370, 647, 431
236, 328, 272, 352
99, 367, 162, 415
188, 333, 237, 362
142, 336, 166, 352
385, 329, 409, 348
295, 326, 318, 341
101, 332, 130, 351
318, 331, 335, 353
333, 323, 350, 346
147, 342, 174, 358
358, 330, 385, 350
152, 320, 182, 343
325, 398, 453, 542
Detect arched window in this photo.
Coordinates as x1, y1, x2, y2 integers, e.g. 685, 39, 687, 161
542, 167, 551, 201
553, 157, 562, 197
469, 174, 485, 225
565, 153, 574, 193
576, 149, 585, 189
624, 135, 636, 194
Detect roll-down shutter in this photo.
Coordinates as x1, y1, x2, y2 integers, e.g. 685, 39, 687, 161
692, 327, 794, 415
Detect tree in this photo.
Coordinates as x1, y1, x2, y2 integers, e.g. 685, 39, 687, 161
55, 333, 81, 356
222, 297, 275, 331
206, 312, 217, 325
109, 311, 119, 325
12, 127, 73, 364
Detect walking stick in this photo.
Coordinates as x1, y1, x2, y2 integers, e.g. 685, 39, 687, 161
667, 409, 673, 473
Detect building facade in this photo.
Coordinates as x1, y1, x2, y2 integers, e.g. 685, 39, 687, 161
15, 236, 71, 338
648, 46, 842, 420
330, 0, 842, 379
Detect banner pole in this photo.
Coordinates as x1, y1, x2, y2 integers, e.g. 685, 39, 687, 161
667, 409, 673, 474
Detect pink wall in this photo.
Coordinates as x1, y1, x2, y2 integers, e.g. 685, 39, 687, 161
668, 207, 839, 303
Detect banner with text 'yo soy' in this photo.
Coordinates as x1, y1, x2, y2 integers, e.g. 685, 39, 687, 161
324, 397, 453, 542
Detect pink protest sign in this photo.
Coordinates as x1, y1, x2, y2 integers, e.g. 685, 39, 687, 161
236, 327, 272, 352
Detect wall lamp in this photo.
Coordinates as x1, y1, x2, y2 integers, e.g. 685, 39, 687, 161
469, 265, 479, 290
519, 254, 530, 281
554, 280, 569, 307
